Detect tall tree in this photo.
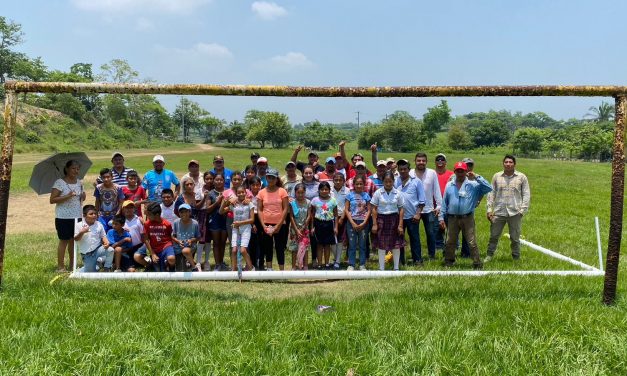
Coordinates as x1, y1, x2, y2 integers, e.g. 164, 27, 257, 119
0, 16, 25, 84
423, 100, 451, 144
172, 97, 210, 142
586, 101, 615, 122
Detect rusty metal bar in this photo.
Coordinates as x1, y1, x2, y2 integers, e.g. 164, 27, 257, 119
602, 95, 626, 305
0, 91, 17, 288
5, 81, 627, 97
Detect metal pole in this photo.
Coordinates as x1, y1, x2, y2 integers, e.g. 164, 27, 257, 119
0, 91, 18, 288
602, 95, 626, 305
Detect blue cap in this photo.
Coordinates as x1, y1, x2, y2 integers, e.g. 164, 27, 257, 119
325, 157, 336, 164
178, 203, 192, 211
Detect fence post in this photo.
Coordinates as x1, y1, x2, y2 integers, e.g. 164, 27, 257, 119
603, 95, 626, 305
0, 91, 18, 288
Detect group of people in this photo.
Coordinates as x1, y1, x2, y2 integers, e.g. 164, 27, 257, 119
50, 142, 531, 273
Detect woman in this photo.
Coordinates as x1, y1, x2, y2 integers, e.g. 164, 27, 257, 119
301, 165, 320, 266
257, 168, 289, 271
175, 176, 205, 219
370, 171, 405, 271
50, 160, 86, 272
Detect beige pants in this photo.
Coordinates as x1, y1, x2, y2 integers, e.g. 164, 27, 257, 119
444, 214, 481, 265
487, 214, 522, 258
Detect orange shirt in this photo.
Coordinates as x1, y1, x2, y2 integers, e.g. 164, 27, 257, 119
257, 187, 288, 224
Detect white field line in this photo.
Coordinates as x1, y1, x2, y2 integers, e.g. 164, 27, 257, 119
69, 269, 604, 280
506, 234, 601, 272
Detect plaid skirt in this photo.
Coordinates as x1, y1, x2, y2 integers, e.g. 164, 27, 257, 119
375, 213, 405, 250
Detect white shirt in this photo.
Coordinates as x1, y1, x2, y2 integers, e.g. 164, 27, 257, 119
371, 187, 405, 215
74, 220, 106, 254
123, 215, 144, 245
160, 203, 179, 224
182, 173, 204, 201
52, 179, 84, 219
410, 167, 442, 219
331, 185, 350, 217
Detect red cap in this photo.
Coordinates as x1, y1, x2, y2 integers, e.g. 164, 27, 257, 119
453, 162, 468, 171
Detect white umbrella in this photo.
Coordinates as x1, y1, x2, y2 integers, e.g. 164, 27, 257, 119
29, 152, 92, 195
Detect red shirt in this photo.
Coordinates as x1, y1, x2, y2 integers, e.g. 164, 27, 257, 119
144, 218, 173, 253
122, 185, 147, 217
316, 170, 336, 182
347, 165, 373, 180
436, 170, 454, 197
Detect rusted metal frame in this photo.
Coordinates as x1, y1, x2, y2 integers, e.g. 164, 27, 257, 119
603, 95, 626, 305
0, 91, 17, 288
5, 81, 627, 97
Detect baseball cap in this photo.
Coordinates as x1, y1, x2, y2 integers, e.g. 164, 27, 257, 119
462, 157, 475, 165
188, 159, 199, 166
386, 157, 395, 164
213, 155, 224, 161
397, 158, 409, 165
333, 152, 342, 159
435, 153, 447, 161
325, 157, 336, 164
308, 151, 318, 157
122, 200, 135, 208
257, 157, 268, 164
355, 161, 366, 168
178, 203, 192, 211
111, 152, 124, 159
453, 162, 468, 171
376, 160, 387, 167
285, 161, 296, 168
250, 152, 260, 158
266, 168, 279, 177
153, 155, 165, 163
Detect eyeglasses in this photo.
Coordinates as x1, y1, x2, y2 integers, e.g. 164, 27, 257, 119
435, 158, 445, 162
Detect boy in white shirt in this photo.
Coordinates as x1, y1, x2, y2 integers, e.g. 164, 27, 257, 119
74, 204, 114, 272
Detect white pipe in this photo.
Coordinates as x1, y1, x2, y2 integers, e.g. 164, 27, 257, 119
72, 218, 78, 272
595, 217, 604, 272
506, 234, 600, 272
69, 269, 605, 280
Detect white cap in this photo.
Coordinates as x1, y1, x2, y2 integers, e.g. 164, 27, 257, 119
355, 161, 366, 168
153, 155, 165, 163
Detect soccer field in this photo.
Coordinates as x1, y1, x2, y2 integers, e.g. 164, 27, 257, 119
2, 145, 626, 375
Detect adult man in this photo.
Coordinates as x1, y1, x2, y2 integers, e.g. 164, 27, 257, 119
369, 160, 388, 191
441, 161, 492, 269
291, 145, 324, 173
338, 141, 371, 179
96, 152, 133, 186
409, 152, 444, 259
346, 161, 375, 195
434, 153, 454, 251
182, 159, 203, 200
333, 152, 348, 179
485, 155, 531, 262
142, 155, 180, 203
256, 157, 269, 187
459, 157, 482, 258
281, 161, 302, 197
210, 155, 233, 188
395, 159, 426, 266
249, 152, 260, 173
316, 157, 337, 182
370, 143, 398, 176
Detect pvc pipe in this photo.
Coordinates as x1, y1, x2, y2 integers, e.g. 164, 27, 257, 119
69, 269, 605, 281
505, 234, 600, 272
72, 218, 78, 272
595, 217, 604, 271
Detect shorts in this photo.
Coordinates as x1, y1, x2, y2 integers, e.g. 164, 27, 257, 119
55, 218, 80, 240
208, 213, 227, 232
135, 245, 174, 271
232, 225, 252, 248
173, 241, 197, 255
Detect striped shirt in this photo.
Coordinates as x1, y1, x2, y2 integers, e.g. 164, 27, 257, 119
96, 166, 133, 187
486, 170, 531, 217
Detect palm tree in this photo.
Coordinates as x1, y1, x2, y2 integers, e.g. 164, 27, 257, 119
586, 101, 615, 122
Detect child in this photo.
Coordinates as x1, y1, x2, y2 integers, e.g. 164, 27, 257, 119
108, 215, 133, 272
94, 168, 124, 232
220, 172, 253, 251
207, 173, 227, 271
160, 189, 179, 224
121, 170, 147, 218
371, 171, 405, 271
331, 172, 349, 269
134, 202, 176, 272
225, 186, 255, 271
172, 204, 202, 272
74, 204, 114, 272
197, 171, 214, 270
345, 176, 372, 270
309, 181, 338, 269
248, 176, 263, 270
289, 183, 311, 270
121, 200, 145, 272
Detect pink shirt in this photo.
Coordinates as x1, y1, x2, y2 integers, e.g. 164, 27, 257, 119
257, 187, 288, 224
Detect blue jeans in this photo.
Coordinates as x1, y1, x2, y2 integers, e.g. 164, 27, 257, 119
347, 220, 368, 266
421, 212, 438, 258
403, 219, 422, 263
81, 245, 114, 272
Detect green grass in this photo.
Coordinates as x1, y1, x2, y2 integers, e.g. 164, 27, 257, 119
2, 146, 627, 374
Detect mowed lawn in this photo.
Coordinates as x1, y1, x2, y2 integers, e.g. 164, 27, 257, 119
2, 144, 627, 375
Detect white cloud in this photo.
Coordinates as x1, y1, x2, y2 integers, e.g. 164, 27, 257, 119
251, 1, 288, 20
135, 17, 155, 32
155, 43, 233, 59
270, 52, 314, 68
71, 0, 212, 15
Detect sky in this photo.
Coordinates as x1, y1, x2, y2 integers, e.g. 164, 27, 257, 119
5, 0, 627, 124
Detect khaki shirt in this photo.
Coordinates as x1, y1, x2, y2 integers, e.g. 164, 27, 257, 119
486, 170, 530, 217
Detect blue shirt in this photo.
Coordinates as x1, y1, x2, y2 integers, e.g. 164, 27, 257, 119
369, 174, 384, 190
441, 176, 492, 216
142, 169, 180, 203
210, 168, 233, 188
106, 229, 132, 251
394, 176, 426, 220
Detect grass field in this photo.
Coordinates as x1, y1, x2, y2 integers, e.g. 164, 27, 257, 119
2, 144, 627, 375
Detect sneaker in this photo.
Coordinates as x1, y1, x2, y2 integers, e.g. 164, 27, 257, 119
472, 263, 484, 270
221, 262, 229, 270
266, 267, 274, 272
333, 263, 340, 270
202, 262, 211, 271
186, 261, 192, 269
483, 255, 493, 263
96, 257, 105, 269
347, 266, 355, 271
114, 269, 122, 273
213, 264, 222, 272
325, 264, 331, 270
194, 264, 202, 272
414, 261, 424, 268
359, 265, 367, 271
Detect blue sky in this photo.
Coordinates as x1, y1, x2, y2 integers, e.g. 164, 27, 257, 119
5, 0, 626, 124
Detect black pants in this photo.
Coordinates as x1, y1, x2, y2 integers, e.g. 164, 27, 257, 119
249, 216, 262, 269
260, 221, 289, 266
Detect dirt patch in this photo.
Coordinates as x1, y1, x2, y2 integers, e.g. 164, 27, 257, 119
7, 192, 59, 235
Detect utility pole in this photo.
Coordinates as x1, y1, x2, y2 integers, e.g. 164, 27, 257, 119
355, 111, 360, 130
181, 96, 187, 142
